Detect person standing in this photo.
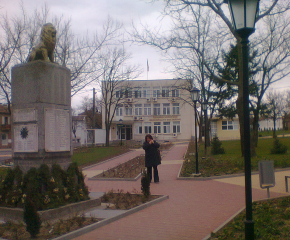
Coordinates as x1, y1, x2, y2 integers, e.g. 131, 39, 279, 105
143, 134, 161, 183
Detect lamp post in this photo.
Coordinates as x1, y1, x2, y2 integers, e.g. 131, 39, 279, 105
225, 0, 260, 239
119, 119, 123, 146
190, 87, 200, 175
201, 102, 208, 156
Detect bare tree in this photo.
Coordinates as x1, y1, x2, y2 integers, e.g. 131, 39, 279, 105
0, 4, 122, 111
131, 0, 290, 155
77, 96, 102, 129
264, 90, 286, 137
98, 47, 142, 146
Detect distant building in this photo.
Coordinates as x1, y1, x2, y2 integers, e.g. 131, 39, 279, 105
259, 117, 283, 131
0, 105, 11, 148
101, 79, 197, 142
210, 117, 240, 140
72, 115, 87, 146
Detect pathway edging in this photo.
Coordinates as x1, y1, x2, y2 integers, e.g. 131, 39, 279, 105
52, 195, 169, 240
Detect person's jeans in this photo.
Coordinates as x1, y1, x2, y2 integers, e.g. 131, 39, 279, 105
147, 165, 159, 182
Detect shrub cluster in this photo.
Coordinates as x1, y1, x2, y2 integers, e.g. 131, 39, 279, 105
211, 137, 225, 155
271, 138, 288, 154
0, 163, 89, 210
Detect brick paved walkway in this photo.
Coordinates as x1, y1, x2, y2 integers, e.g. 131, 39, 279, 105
75, 143, 287, 240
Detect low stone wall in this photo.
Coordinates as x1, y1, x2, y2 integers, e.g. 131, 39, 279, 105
0, 192, 102, 222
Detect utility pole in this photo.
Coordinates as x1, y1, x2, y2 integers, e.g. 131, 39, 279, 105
93, 88, 96, 145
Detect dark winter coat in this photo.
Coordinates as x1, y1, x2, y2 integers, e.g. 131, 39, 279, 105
143, 140, 161, 167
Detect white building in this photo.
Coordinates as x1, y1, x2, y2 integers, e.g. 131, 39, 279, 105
102, 79, 197, 142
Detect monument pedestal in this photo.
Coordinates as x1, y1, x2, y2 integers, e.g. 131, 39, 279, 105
12, 61, 72, 172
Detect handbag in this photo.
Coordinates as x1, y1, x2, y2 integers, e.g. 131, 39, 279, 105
157, 149, 162, 161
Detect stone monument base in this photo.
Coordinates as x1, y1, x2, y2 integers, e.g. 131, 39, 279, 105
12, 61, 72, 172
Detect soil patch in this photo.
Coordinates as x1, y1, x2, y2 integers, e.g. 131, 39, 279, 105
101, 190, 161, 210
93, 155, 145, 179
0, 215, 100, 240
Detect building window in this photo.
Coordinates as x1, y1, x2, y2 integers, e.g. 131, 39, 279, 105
144, 122, 152, 134
135, 104, 142, 116
124, 90, 132, 98
222, 120, 239, 130
211, 121, 217, 137
144, 104, 151, 115
134, 89, 141, 98
172, 89, 180, 97
153, 87, 160, 98
135, 123, 142, 134
116, 90, 123, 99
173, 103, 180, 115
125, 105, 133, 115
173, 121, 180, 133
163, 103, 170, 115
163, 122, 170, 133
162, 87, 170, 97
143, 87, 150, 98
153, 104, 161, 116
154, 122, 161, 133
116, 105, 123, 116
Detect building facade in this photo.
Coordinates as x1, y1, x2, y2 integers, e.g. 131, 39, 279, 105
0, 105, 11, 148
102, 79, 197, 142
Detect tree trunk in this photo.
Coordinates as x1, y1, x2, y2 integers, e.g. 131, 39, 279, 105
273, 111, 276, 138
252, 109, 259, 147
236, 95, 245, 156
199, 113, 203, 142
105, 124, 110, 147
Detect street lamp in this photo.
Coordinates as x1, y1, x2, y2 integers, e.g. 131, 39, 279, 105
201, 102, 208, 156
190, 87, 200, 175
225, 0, 260, 239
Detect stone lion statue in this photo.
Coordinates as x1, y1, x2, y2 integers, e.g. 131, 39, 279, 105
27, 23, 57, 63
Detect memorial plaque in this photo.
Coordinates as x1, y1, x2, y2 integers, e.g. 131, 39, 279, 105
45, 109, 70, 152
13, 109, 37, 122
14, 124, 38, 152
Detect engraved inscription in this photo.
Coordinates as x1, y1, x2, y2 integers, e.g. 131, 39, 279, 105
45, 109, 70, 152
14, 124, 38, 152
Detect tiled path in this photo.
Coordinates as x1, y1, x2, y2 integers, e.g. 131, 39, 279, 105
76, 143, 288, 240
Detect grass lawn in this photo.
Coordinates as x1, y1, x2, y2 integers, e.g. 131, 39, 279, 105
181, 137, 290, 177
209, 196, 290, 239
258, 129, 290, 137
72, 146, 130, 168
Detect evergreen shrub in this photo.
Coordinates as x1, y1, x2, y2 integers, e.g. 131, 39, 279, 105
211, 137, 225, 155
271, 138, 288, 154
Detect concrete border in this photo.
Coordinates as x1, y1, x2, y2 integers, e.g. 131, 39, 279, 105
52, 194, 169, 240
177, 163, 290, 181
0, 192, 102, 222
201, 207, 245, 240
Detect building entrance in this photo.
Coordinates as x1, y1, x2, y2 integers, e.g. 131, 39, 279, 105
118, 125, 132, 140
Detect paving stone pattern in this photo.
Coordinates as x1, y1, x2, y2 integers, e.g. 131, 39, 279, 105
76, 144, 286, 240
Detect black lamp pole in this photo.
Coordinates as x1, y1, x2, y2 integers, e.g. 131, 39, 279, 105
119, 119, 123, 146
194, 101, 198, 173
190, 87, 200, 174
202, 102, 208, 156
226, 0, 260, 239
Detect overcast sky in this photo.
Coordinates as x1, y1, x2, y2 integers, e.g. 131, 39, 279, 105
2, 0, 290, 109
1, 0, 173, 109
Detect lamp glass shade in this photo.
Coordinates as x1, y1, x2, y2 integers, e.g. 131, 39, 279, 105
228, 0, 259, 31
190, 88, 200, 102
201, 102, 208, 109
